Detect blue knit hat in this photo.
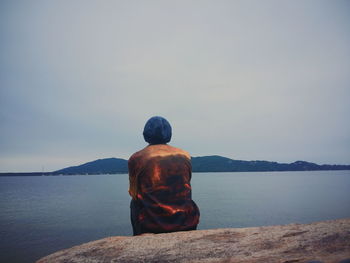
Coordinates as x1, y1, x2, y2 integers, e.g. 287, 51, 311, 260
143, 116, 172, 144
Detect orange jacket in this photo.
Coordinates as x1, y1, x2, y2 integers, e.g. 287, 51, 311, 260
128, 144, 200, 232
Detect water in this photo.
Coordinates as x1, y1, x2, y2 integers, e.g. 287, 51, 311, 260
0, 171, 349, 263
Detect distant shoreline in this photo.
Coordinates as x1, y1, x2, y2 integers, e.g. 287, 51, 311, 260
1, 169, 350, 176
2, 155, 350, 176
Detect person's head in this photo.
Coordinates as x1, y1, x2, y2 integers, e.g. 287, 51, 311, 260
143, 116, 172, 145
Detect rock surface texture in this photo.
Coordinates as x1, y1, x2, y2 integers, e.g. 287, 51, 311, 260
37, 218, 350, 263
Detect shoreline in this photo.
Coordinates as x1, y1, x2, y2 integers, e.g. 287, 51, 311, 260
1, 169, 350, 177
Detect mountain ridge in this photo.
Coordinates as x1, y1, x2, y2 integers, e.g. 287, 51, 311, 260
1, 155, 349, 176
51, 155, 350, 175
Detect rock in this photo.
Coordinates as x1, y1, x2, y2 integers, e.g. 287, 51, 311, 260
37, 218, 350, 263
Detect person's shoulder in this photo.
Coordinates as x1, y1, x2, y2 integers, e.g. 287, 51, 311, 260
130, 144, 191, 160
128, 147, 147, 162
167, 145, 191, 159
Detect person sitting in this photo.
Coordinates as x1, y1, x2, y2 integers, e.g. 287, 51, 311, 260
128, 116, 200, 235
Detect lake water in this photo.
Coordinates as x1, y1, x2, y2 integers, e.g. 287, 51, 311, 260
1, 170, 350, 263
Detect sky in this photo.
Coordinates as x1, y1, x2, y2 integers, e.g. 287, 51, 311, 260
0, 0, 349, 172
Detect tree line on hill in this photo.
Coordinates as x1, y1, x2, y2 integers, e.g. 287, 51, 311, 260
2, 155, 349, 176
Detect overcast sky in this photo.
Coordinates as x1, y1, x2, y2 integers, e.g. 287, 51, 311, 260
1, 0, 349, 172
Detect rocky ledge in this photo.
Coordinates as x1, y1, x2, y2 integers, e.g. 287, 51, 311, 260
37, 218, 350, 263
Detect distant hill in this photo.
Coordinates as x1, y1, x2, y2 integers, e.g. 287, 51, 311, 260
1, 155, 349, 176
53, 158, 128, 175
48, 155, 350, 175
190, 156, 350, 172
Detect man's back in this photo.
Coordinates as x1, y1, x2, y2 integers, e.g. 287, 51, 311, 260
128, 121, 200, 235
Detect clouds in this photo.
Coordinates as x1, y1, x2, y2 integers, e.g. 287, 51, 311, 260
1, 0, 349, 171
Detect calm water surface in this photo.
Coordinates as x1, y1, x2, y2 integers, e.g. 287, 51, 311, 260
0, 171, 350, 263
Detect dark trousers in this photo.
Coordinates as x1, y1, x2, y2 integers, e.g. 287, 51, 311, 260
130, 199, 145, 236
130, 199, 197, 236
